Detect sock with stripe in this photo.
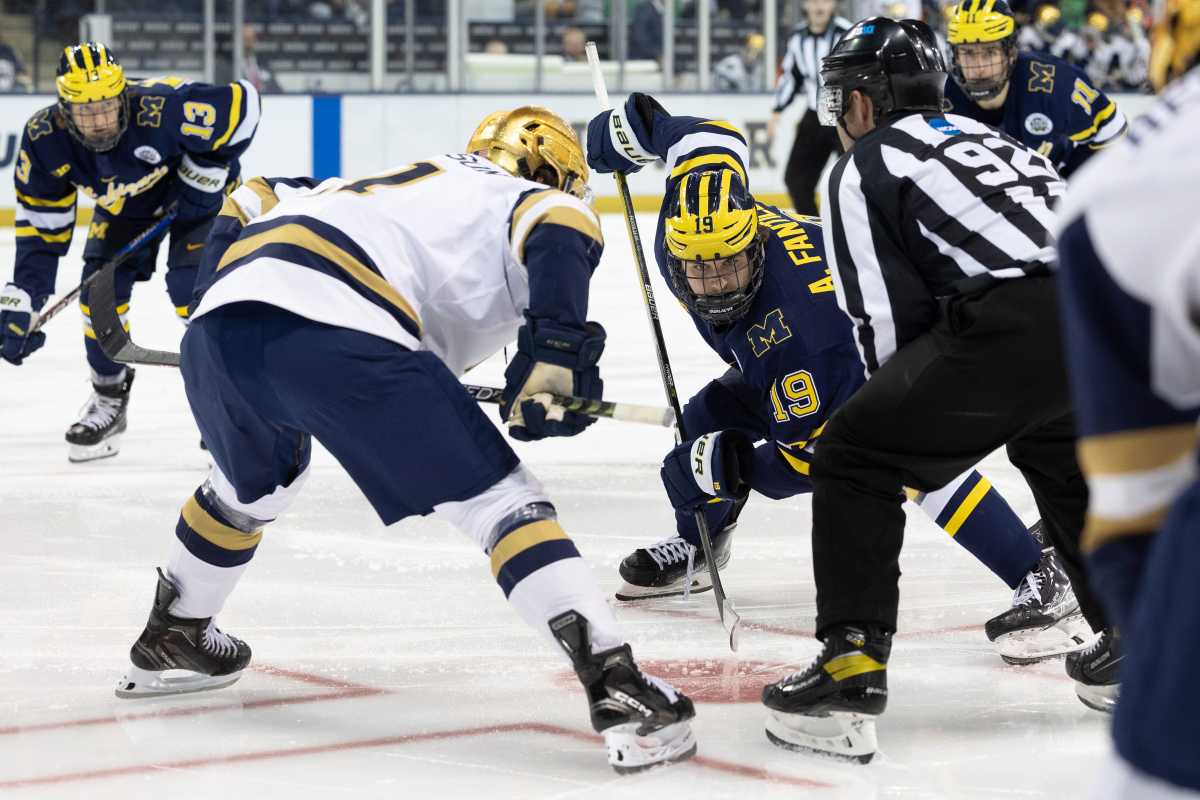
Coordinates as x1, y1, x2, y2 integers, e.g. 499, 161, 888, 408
167, 485, 264, 618
490, 511, 624, 654
914, 469, 1040, 588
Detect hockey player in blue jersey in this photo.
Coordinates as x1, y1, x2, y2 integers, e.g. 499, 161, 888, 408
585, 92, 1099, 667
114, 107, 697, 774
1056, 2, 1200, 793
0, 42, 260, 461
944, 0, 1127, 178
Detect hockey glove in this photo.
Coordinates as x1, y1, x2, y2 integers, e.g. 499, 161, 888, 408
0, 284, 46, 366
501, 315, 606, 441
172, 154, 230, 226
660, 430, 753, 512
585, 93, 668, 175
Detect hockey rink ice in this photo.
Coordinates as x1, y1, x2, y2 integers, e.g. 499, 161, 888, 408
0, 216, 1112, 798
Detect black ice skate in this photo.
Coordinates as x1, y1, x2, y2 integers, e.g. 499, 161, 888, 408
762, 624, 892, 763
116, 568, 251, 699
549, 610, 697, 773
615, 497, 745, 601
984, 523, 1089, 665
1065, 628, 1121, 713
65, 368, 135, 463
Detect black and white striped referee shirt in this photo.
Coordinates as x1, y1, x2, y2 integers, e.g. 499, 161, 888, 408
773, 17, 853, 113
821, 112, 1065, 375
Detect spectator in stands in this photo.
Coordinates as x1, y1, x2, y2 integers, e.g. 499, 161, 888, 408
217, 25, 282, 94
629, 0, 664, 61
0, 39, 31, 93
484, 39, 510, 54
713, 32, 765, 91
310, 0, 369, 30
561, 27, 587, 62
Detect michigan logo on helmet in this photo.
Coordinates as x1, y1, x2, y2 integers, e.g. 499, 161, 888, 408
947, 0, 1018, 102
467, 110, 508, 155
483, 106, 590, 202
56, 42, 128, 152
1150, 0, 1200, 90
663, 169, 766, 324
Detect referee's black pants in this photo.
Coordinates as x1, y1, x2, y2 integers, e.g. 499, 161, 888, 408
783, 109, 840, 217
809, 276, 1107, 637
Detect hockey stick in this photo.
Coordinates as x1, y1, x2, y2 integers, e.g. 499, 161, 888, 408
585, 42, 741, 652
29, 208, 177, 335
86, 289, 674, 426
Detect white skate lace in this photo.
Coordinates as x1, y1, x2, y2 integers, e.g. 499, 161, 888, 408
74, 392, 123, 432
642, 671, 680, 703
1012, 570, 1044, 607
645, 537, 697, 600
202, 622, 239, 659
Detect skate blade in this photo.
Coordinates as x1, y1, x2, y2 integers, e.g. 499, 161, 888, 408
605, 720, 697, 774
615, 578, 714, 602
1074, 681, 1119, 714
764, 710, 878, 764
68, 435, 123, 463
115, 665, 244, 699
994, 613, 1091, 665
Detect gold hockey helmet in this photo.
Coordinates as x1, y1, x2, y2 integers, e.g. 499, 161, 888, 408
484, 106, 590, 202
56, 42, 128, 152
467, 110, 508, 154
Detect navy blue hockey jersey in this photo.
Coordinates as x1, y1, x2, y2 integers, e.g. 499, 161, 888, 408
943, 51, 1126, 177
12, 76, 261, 305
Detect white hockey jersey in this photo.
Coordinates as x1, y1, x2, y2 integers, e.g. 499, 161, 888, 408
192, 153, 604, 376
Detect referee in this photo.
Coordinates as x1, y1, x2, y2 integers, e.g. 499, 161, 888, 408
769, 0, 851, 216
761, 17, 1105, 762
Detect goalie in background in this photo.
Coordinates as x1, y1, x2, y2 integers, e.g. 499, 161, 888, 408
0, 42, 260, 462
114, 107, 697, 775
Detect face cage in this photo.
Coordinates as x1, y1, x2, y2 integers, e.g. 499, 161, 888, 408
59, 94, 129, 152
950, 40, 1016, 102
666, 236, 766, 325
817, 83, 844, 126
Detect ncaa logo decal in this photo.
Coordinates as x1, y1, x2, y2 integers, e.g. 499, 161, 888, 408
134, 145, 162, 165
1024, 112, 1053, 136
928, 118, 962, 136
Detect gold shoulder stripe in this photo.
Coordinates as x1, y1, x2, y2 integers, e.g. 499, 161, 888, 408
1082, 509, 1165, 552
1077, 424, 1197, 475
539, 206, 604, 245
245, 176, 282, 216
211, 81, 244, 150
181, 496, 263, 551
510, 188, 560, 232
670, 153, 747, 183
17, 190, 77, 208
218, 195, 250, 225
217, 222, 422, 334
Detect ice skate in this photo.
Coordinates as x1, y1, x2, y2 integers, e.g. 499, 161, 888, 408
116, 568, 251, 699
985, 523, 1090, 664
65, 368, 135, 463
1065, 628, 1121, 713
762, 624, 892, 764
549, 610, 697, 773
615, 525, 734, 601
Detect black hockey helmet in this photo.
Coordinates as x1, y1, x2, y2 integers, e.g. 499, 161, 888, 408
817, 18, 947, 128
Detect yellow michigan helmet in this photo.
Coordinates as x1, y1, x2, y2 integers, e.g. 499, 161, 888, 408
482, 106, 590, 202
467, 110, 508, 154
1150, 0, 1200, 89
946, 0, 1018, 101
56, 42, 128, 151
663, 168, 765, 323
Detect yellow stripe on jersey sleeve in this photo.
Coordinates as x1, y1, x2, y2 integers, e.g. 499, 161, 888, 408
670, 153, 747, 183
510, 189, 603, 263
15, 224, 73, 243
17, 189, 77, 208
217, 222, 422, 333
1077, 424, 1197, 475
701, 120, 746, 137
1069, 100, 1117, 142
211, 81, 244, 150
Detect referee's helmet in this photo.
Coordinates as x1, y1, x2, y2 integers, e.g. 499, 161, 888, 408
818, 18, 946, 128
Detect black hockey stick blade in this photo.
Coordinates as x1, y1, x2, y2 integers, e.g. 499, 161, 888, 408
88, 262, 182, 367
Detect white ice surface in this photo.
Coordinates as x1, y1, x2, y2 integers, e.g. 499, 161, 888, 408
0, 216, 1113, 798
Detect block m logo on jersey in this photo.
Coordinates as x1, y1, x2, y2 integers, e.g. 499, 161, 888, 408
747, 308, 792, 357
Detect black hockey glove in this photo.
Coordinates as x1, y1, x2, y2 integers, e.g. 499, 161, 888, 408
500, 315, 606, 441
660, 430, 753, 511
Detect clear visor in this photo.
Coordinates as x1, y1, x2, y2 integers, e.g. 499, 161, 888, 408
563, 173, 595, 207
684, 251, 754, 299
816, 84, 844, 127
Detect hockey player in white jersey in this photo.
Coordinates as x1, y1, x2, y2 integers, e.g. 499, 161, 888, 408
114, 107, 697, 774
1056, 1, 1200, 793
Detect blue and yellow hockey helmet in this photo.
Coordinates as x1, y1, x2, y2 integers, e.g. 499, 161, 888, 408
1151, 0, 1200, 89
946, 0, 1018, 102
56, 42, 128, 152
664, 168, 765, 324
